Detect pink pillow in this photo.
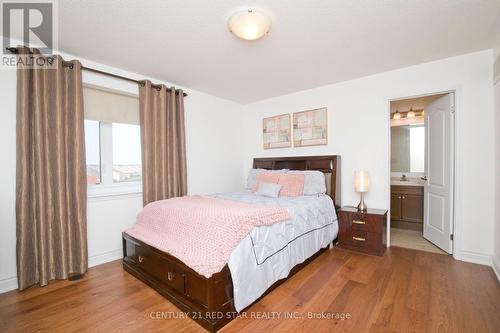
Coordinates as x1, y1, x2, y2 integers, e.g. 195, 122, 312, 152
278, 173, 305, 197
252, 172, 281, 192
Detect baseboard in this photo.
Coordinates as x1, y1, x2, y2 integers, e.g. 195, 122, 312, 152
88, 248, 123, 268
458, 250, 493, 266
0, 276, 18, 294
0, 248, 123, 295
492, 256, 500, 283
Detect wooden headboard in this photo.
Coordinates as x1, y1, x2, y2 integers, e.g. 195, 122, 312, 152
253, 155, 341, 208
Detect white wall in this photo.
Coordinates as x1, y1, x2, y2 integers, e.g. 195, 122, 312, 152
242, 50, 495, 265
494, 49, 500, 280
0, 51, 243, 292
0, 68, 17, 293
1, 48, 497, 292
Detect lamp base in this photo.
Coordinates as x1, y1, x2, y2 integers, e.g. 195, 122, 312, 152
357, 193, 367, 212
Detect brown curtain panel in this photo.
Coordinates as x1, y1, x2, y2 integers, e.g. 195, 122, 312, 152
139, 80, 187, 206
16, 51, 87, 290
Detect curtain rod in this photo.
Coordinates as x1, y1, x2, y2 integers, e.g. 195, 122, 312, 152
5, 47, 187, 97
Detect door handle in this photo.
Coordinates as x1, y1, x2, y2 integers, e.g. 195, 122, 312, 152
421, 176, 428, 181
167, 272, 175, 281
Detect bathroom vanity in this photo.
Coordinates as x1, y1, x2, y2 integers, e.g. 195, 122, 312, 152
390, 122, 426, 231
390, 182, 424, 231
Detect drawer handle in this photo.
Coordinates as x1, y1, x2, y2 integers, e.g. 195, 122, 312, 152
352, 220, 365, 225
167, 272, 175, 281
352, 236, 366, 242
138, 255, 144, 263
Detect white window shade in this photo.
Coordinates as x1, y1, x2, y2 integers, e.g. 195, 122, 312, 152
83, 86, 140, 125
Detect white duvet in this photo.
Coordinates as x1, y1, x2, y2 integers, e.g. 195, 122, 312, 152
211, 191, 338, 312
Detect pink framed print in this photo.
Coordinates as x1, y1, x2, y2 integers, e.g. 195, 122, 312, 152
263, 114, 291, 149
293, 108, 328, 147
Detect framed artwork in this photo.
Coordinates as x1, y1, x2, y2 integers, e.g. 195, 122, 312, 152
263, 114, 291, 149
293, 107, 328, 147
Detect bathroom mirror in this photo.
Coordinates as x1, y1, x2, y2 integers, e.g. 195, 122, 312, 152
391, 124, 425, 173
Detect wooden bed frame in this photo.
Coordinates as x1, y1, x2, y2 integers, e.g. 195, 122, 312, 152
122, 155, 341, 332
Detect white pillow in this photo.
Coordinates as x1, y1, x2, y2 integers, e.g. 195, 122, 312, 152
288, 170, 326, 195
246, 168, 288, 189
256, 182, 282, 198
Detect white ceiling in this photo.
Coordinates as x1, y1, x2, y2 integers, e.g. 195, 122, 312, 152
58, 0, 500, 103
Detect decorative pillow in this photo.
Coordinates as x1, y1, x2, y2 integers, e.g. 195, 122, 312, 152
256, 182, 282, 198
288, 170, 326, 195
247, 169, 287, 190
252, 171, 281, 192
246, 168, 265, 189
278, 173, 305, 197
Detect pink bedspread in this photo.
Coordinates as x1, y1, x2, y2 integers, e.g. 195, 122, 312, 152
125, 195, 290, 278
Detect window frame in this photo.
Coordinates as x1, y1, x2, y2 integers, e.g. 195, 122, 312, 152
87, 121, 142, 198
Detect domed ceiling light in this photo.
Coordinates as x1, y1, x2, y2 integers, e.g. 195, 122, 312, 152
228, 10, 272, 41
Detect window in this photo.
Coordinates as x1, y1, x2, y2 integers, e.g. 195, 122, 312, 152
84, 120, 101, 185
112, 123, 142, 183
83, 86, 141, 196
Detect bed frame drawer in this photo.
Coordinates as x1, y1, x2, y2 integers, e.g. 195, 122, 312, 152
133, 244, 185, 294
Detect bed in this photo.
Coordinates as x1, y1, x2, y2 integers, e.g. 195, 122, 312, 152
122, 155, 341, 332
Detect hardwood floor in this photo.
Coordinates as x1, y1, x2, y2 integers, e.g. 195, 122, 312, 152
1, 246, 499, 333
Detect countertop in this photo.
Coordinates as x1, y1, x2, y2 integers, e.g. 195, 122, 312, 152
391, 178, 425, 186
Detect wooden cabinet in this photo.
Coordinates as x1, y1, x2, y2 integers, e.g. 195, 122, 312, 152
391, 185, 424, 231
338, 206, 387, 256
390, 193, 402, 220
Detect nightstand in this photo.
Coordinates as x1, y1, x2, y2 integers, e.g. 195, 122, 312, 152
337, 206, 387, 256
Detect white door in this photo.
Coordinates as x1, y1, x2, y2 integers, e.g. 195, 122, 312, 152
423, 93, 454, 253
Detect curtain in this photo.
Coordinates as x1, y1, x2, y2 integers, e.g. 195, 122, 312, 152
139, 80, 187, 206
16, 50, 87, 290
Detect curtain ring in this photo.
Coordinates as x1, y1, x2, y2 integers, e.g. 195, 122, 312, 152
155, 85, 162, 91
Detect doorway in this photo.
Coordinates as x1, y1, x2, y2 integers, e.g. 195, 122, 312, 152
388, 92, 455, 254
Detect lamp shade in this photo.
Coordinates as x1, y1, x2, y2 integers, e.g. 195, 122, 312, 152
354, 170, 370, 193
228, 10, 271, 41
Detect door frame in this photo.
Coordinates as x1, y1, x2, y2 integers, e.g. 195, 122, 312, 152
387, 89, 457, 256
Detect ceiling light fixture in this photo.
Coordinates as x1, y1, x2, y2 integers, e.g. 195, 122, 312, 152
228, 9, 271, 41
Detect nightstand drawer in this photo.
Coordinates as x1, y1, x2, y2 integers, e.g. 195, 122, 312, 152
346, 229, 382, 251
341, 212, 383, 233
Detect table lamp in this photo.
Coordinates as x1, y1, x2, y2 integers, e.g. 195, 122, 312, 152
354, 170, 370, 211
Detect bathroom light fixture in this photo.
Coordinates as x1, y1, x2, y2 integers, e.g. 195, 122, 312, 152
407, 108, 416, 118
393, 110, 401, 120
228, 9, 271, 41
